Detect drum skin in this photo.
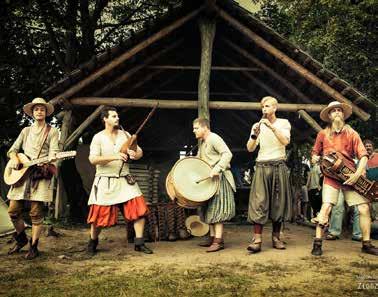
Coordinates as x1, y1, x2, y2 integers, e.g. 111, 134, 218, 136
165, 157, 219, 209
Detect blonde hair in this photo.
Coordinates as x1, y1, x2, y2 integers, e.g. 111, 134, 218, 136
324, 124, 354, 140
193, 117, 210, 128
261, 96, 278, 106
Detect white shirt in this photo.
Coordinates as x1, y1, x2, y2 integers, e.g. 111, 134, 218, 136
251, 118, 291, 162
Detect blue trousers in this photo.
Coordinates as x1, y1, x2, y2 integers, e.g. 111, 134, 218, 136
328, 192, 361, 238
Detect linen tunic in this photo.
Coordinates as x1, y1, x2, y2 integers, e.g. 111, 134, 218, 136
198, 132, 236, 192
197, 132, 236, 224
87, 130, 143, 206
7, 124, 59, 202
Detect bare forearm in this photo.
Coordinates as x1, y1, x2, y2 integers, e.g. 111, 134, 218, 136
246, 139, 258, 152
89, 155, 117, 165
356, 156, 368, 175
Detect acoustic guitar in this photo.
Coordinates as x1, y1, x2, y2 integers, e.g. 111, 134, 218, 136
3, 151, 76, 186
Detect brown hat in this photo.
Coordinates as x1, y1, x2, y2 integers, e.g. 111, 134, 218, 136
320, 101, 352, 123
23, 97, 54, 117
185, 215, 209, 237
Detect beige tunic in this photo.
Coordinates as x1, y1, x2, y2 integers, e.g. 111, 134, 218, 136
7, 124, 59, 202
197, 132, 236, 192
88, 130, 143, 206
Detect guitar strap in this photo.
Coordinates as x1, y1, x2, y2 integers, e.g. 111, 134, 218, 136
36, 125, 51, 158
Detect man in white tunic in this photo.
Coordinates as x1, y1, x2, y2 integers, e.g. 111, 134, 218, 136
86, 106, 152, 255
7, 98, 59, 259
246, 96, 292, 253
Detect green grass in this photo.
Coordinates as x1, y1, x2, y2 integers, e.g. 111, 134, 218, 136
0, 261, 375, 297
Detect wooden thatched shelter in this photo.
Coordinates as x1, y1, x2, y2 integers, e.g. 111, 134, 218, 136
41, 0, 376, 218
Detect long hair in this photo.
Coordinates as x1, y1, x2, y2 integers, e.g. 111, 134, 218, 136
324, 123, 355, 140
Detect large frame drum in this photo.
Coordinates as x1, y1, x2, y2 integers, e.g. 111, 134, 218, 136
165, 157, 219, 209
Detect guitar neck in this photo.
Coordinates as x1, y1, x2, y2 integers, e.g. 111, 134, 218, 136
24, 156, 50, 168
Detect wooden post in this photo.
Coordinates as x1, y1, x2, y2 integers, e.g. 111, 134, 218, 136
55, 110, 73, 219
297, 110, 322, 132
198, 18, 216, 120
48, 5, 205, 106
214, 6, 370, 121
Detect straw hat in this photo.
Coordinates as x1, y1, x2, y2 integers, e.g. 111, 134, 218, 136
185, 215, 209, 237
23, 97, 54, 117
320, 101, 352, 123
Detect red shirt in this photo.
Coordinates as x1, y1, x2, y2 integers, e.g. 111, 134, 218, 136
312, 126, 368, 190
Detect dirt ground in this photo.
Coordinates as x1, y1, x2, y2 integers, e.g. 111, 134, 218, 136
0, 223, 377, 297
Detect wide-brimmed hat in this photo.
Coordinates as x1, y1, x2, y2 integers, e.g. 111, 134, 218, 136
23, 97, 54, 117
320, 101, 352, 123
185, 215, 209, 237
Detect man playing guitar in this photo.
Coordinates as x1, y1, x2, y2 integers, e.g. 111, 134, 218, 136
6, 97, 59, 259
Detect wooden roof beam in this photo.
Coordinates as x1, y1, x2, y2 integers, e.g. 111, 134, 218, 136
48, 5, 205, 107
70, 97, 327, 112
222, 38, 313, 104
215, 53, 288, 102
146, 65, 261, 71
94, 39, 183, 96
297, 110, 322, 132
214, 5, 370, 121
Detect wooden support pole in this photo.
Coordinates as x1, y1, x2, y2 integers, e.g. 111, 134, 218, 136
214, 6, 370, 121
297, 110, 322, 132
146, 65, 261, 71
55, 110, 73, 219
70, 97, 327, 112
48, 5, 205, 106
198, 18, 216, 120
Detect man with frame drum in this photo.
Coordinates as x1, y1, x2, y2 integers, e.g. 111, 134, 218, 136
86, 106, 152, 255
193, 118, 236, 252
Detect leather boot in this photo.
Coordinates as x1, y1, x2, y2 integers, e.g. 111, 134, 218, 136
247, 238, 262, 253
206, 238, 224, 252
8, 230, 28, 255
87, 238, 99, 256
134, 237, 153, 254
361, 240, 378, 256
311, 238, 323, 256
272, 234, 286, 250
25, 239, 40, 260
198, 236, 214, 247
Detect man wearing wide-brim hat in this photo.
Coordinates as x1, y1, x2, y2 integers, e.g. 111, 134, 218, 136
6, 97, 59, 259
311, 101, 378, 256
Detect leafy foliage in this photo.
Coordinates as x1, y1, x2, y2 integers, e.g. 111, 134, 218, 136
0, 0, 180, 145
256, 0, 377, 143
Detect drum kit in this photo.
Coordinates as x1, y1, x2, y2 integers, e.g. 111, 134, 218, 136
165, 157, 220, 209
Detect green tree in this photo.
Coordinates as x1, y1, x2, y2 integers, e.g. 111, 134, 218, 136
257, 0, 377, 143
0, 0, 180, 144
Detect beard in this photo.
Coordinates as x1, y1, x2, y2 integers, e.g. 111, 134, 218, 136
331, 116, 344, 133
